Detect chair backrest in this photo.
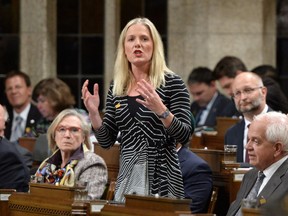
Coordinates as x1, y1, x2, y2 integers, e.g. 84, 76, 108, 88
105, 180, 116, 201
207, 186, 218, 214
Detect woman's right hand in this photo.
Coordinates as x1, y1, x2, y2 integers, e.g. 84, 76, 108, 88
81, 79, 100, 115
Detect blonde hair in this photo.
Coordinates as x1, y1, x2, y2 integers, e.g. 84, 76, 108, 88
113, 17, 173, 96
47, 109, 91, 152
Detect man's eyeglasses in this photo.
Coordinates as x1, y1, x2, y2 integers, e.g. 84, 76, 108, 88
232, 86, 263, 99
56, 126, 82, 136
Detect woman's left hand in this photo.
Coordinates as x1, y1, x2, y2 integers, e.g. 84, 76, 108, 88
135, 79, 167, 116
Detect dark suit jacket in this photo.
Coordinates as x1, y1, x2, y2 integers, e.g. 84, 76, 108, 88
4, 103, 42, 140
224, 107, 273, 162
0, 137, 30, 192
177, 147, 213, 213
190, 92, 236, 127
226, 158, 288, 216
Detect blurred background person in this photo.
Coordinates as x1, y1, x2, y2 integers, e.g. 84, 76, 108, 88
213, 56, 247, 97
251, 64, 288, 114
251, 64, 279, 82
4, 70, 42, 142
187, 67, 235, 128
0, 104, 30, 191
35, 109, 108, 199
33, 77, 88, 135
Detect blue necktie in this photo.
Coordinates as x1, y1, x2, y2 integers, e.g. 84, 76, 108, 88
195, 107, 206, 126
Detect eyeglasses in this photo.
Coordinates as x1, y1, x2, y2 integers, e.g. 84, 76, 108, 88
232, 86, 263, 99
56, 126, 82, 136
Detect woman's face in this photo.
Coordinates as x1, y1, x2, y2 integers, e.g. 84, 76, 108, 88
124, 23, 154, 68
54, 115, 84, 153
37, 95, 57, 120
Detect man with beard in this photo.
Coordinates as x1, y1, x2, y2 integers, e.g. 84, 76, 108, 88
224, 72, 272, 163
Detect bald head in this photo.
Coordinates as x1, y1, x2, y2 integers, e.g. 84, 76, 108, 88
233, 72, 264, 90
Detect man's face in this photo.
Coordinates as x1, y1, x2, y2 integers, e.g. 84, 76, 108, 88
232, 74, 266, 113
5, 76, 32, 111
246, 119, 278, 171
188, 82, 216, 107
218, 76, 235, 97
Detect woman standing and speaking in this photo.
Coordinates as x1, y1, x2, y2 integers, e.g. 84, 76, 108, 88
82, 17, 194, 202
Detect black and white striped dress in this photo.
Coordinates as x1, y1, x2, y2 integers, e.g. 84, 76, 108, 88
94, 72, 194, 202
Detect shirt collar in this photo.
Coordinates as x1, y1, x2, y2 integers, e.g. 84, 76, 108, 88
13, 103, 31, 122
262, 155, 288, 179
47, 144, 85, 166
205, 92, 218, 111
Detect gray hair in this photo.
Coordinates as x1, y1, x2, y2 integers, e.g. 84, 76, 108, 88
47, 109, 91, 152
253, 111, 288, 151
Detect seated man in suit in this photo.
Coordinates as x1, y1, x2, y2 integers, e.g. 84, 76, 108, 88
0, 104, 30, 191
4, 70, 42, 142
0, 104, 33, 170
176, 143, 213, 213
187, 67, 235, 128
225, 72, 272, 163
226, 111, 288, 216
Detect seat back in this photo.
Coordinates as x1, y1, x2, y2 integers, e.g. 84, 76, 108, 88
101, 180, 116, 201
106, 180, 116, 200
207, 186, 218, 213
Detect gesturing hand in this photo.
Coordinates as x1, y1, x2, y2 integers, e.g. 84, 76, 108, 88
135, 79, 167, 116
81, 79, 100, 115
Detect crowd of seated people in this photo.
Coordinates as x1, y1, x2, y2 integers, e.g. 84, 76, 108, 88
2, 51, 288, 215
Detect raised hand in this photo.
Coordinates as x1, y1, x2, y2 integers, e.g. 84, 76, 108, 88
81, 79, 100, 116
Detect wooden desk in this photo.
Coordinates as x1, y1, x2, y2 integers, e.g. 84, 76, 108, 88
190, 133, 225, 150
242, 207, 261, 216
101, 194, 192, 216
9, 183, 89, 215
216, 117, 240, 137
191, 148, 224, 173
0, 189, 16, 216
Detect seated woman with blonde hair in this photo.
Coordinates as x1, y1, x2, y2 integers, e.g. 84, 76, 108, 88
35, 109, 107, 199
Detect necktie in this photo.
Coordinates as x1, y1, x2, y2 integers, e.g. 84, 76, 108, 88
235, 171, 265, 216
195, 107, 206, 126
246, 171, 265, 200
245, 124, 250, 163
11, 116, 23, 142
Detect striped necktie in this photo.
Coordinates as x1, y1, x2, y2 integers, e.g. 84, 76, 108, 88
246, 171, 265, 200
235, 171, 265, 216
11, 116, 23, 142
